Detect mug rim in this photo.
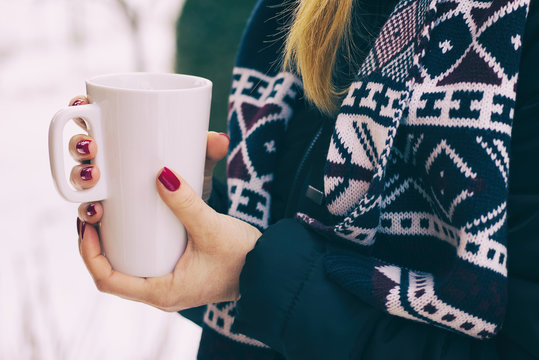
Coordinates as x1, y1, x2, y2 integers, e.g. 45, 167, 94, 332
86, 72, 212, 93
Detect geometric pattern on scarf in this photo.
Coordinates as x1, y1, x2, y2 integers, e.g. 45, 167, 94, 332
304, 0, 530, 338
203, 0, 530, 345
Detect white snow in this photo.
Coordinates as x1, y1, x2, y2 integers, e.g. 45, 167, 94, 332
0, 0, 203, 359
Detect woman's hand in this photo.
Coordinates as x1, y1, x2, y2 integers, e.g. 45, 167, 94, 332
69, 96, 260, 311
79, 167, 261, 311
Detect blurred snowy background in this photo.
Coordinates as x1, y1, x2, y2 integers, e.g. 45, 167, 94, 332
0, 0, 206, 359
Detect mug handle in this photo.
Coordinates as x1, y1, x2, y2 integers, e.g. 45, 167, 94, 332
48, 104, 108, 203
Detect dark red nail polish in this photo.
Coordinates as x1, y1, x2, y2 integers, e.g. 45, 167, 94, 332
80, 221, 86, 239
80, 167, 93, 181
76, 140, 92, 155
86, 203, 97, 217
219, 132, 230, 142
72, 99, 84, 106
158, 167, 181, 191
77, 217, 81, 236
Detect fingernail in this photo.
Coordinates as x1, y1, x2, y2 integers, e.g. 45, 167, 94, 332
80, 166, 93, 181
76, 140, 92, 155
72, 99, 84, 106
86, 203, 97, 217
77, 217, 81, 236
80, 221, 86, 239
219, 132, 230, 142
158, 167, 181, 191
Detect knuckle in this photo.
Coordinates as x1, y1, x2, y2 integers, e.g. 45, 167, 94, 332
176, 191, 198, 211
94, 278, 109, 293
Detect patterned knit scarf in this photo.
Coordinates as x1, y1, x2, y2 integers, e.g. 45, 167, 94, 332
203, 0, 530, 347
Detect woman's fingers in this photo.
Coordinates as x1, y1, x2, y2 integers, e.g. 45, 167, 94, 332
202, 132, 229, 201
78, 222, 155, 302
206, 132, 229, 165
70, 164, 100, 190
69, 134, 97, 162
78, 202, 103, 224
69, 96, 89, 130
69, 96, 88, 107
204, 131, 229, 177
69, 96, 168, 305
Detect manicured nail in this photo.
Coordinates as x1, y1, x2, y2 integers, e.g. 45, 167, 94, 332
86, 203, 97, 217
158, 167, 181, 191
76, 139, 92, 155
80, 166, 93, 181
219, 132, 230, 142
72, 99, 84, 106
77, 217, 81, 236
80, 221, 86, 239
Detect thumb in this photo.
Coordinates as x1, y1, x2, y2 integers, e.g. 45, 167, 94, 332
156, 167, 216, 232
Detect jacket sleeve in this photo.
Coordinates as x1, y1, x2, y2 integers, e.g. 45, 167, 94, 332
179, 177, 229, 326
231, 219, 505, 360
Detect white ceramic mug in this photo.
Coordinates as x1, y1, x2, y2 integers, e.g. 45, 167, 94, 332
49, 73, 212, 277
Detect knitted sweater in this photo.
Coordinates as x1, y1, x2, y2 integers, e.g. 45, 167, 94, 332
201, 0, 531, 349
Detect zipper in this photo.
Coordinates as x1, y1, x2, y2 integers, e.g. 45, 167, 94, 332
284, 122, 325, 218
